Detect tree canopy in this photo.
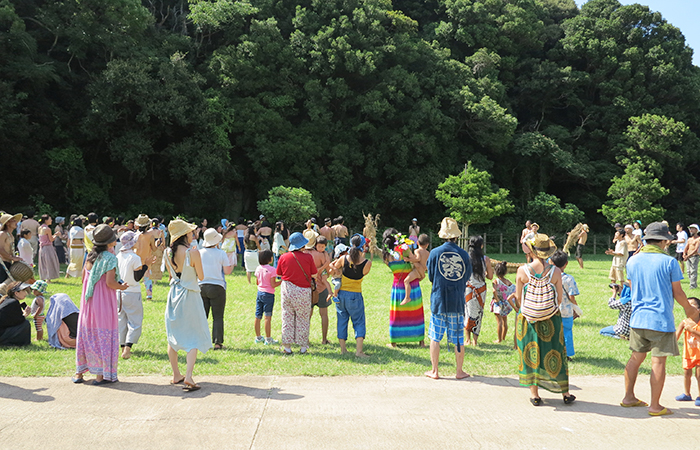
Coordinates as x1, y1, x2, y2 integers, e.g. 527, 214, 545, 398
3, 0, 700, 233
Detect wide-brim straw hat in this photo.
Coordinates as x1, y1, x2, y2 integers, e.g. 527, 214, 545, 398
203, 228, 222, 247
168, 219, 197, 245
288, 232, 308, 252
303, 229, 317, 249
438, 217, 461, 239
0, 213, 22, 228
135, 214, 151, 227
529, 233, 557, 259
642, 222, 675, 241
93, 224, 116, 246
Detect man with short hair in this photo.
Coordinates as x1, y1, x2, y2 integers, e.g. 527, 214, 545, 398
683, 224, 700, 289
424, 217, 472, 380
319, 218, 335, 256
333, 216, 348, 246
575, 224, 589, 269
622, 222, 700, 415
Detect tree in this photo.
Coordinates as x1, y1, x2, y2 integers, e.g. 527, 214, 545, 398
527, 192, 584, 236
435, 161, 513, 237
599, 160, 668, 225
257, 186, 318, 230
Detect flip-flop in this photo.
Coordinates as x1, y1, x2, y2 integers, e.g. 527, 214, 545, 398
620, 400, 648, 407
563, 394, 576, 405
170, 377, 185, 385
182, 381, 201, 392
648, 408, 673, 416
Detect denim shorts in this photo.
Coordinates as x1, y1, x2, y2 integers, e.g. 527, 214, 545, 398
429, 313, 464, 346
255, 291, 275, 318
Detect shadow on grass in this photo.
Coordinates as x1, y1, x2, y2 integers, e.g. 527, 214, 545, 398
109, 379, 303, 401
0, 381, 54, 403
574, 355, 626, 371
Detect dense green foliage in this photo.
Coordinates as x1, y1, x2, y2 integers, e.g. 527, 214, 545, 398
3, 0, 700, 235
257, 185, 317, 227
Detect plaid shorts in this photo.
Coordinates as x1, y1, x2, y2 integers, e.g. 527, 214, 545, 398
429, 313, 464, 346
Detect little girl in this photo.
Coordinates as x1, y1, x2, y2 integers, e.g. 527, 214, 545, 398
675, 296, 700, 406
30, 280, 49, 340
491, 261, 516, 344
328, 244, 349, 302
221, 223, 239, 268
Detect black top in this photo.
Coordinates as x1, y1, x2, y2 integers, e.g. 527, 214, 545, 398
0, 298, 26, 330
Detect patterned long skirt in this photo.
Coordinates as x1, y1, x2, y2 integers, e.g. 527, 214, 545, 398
516, 312, 569, 393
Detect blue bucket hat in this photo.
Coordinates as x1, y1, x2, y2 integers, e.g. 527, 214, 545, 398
288, 232, 308, 252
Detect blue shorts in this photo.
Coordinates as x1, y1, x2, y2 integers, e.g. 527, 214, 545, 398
255, 291, 275, 319
429, 313, 464, 346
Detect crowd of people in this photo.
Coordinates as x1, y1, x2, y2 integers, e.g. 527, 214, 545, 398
1, 209, 700, 413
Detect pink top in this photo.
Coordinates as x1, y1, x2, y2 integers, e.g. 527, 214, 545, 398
39, 226, 52, 247
255, 264, 277, 294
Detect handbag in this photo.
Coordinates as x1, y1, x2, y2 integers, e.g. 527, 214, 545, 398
292, 252, 318, 305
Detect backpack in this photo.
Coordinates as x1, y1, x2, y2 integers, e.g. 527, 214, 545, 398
520, 264, 558, 322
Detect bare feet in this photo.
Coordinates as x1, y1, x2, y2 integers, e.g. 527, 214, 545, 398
340, 349, 348, 355
493, 339, 501, 344
321, 340, 330, 345
386, 343, 397, 348
355, 352, 369, 358
419, 340, 425, 348
36, 330, 44, 341
424, 370, 439, 380
121, 347, 131, 359
455, 371, 471, 380
400, 295, 410, 306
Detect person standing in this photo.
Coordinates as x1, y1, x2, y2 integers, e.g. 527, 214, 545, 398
309, 236, 333, 345
408, 219, 420, 248
624, 224, 642, 259
66, 217, 85, 278
622, 222, 700, 415
575, 224, 589, 269
520, 221, 533, 263
21, 211, 40, 262
672, 222, 688, 274
319, 218, 335, 256
116, 231, 150, 359
72, 225, 128, 385
424, 218, 472, 380
464, 235, 493, 347
53, 217, 67, 265
683, 224, 700, 289
134, 214, 157, 300
163, 219, 212, 391
199, 228, 233, 350
334, 216, 349, 246
38, 215, 61, 282
606, 230, 628, 284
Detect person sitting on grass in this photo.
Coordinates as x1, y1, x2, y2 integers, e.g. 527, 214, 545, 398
675, 296, 700, 406
401, 234, 430, 305
600, 282, 632, 340
254, 250, 281, 346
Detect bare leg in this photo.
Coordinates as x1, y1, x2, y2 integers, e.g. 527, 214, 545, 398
419, 340, 425, 348
649, 356, 667, 413
455, 344, 469, 379
246, 271, 252, 284
167, 344, 183, 383
319, 307, 329, 344
465, 329, 472, 346
264, 316, 272, 338
683, 369, 692, 396
494, 315, 502, 343
254, 318, 262, 337
622, 351, 646, 405
339, 339, 347, 355
402, 269, 419, 305
356, 337, 367, 357
577, 257, 583, 269
184, 348, 198, 385
502, 316, 508, 342
695, 367, 700, 394
530, 385, 539, 400
424, 339, 440, 379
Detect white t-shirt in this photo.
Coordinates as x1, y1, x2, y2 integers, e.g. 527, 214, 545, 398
18, 238, 33, 266
676, 230, 688, 253
117, 250, 144, 293
199, 247, 231, 288
69, 226, 84, 241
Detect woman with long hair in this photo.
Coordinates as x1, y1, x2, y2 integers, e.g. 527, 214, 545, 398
272, 221, 288, 267
53, 217, 67, 265
0, 281, 32, 346
73, 225, 128, 384
382, 228, 425, 348
464, 235, 493, 346
244, 224, 260, 284
331, 234, 372, 357
163, 219, 212, 391
221, 223, 240, 268
38, 215, 61, 282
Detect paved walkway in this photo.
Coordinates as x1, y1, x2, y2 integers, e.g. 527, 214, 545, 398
0, 374, 697, 449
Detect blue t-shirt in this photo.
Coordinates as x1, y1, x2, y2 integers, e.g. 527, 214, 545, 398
427, 241, 472, 314
626, 251, 683, 332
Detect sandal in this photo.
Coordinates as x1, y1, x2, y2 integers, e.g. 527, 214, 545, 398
170, 377, 185, 385
530, 397, 542, 407
182, 381, 201, 392
213, 344, 224, 351
563, 394, 576, 405
71, 376, 84, 384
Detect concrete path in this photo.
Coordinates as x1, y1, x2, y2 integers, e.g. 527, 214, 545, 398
1, 374, 697, 449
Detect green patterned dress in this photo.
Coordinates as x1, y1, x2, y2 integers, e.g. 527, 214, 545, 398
516, 281, 569, 393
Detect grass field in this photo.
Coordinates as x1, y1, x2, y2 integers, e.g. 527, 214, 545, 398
0, 253, 694, 378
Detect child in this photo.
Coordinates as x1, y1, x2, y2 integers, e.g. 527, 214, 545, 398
491, 261, 516, 343
18, 229, 34, 267
29, 280, 48, 340
675, 296, 700, 406
254, 250, 281, 345
328, 244, 349, 302
551, 250, 581, 361
401, 234, 430, 305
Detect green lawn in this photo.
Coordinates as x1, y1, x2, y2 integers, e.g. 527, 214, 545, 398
1, 253, 693, 378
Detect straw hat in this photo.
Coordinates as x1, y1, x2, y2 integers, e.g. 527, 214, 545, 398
529, 233, 557, 259
303, 229, 317, 249
203, 228, 222, 247
0, 213, 21, 229
135, 214, 151, 228
288, 232, 308, 252
168, 219, 197, 245
438, 217, 461, 239
92, 224, 116, 246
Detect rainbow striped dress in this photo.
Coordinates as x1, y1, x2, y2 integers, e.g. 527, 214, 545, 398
388, 260, 425, 343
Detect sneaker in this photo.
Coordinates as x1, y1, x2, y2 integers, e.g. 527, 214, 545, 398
696, 397, 700, 406
675, 393, 693, 401
300, 347, 308, 354
264, 338, 279, 345
254, 336, 265, 344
